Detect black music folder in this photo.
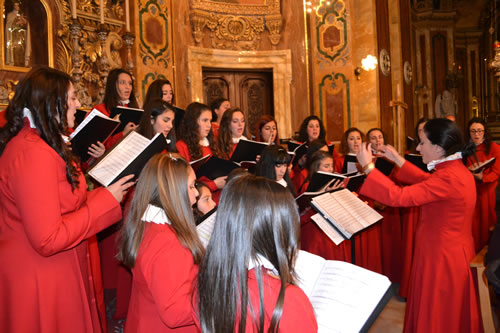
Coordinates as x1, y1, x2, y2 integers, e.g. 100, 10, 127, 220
69, 109, 119, 162
88, 132, 167, 186
229, 139, 268, 163
470, 157, 496, 173
374, 157, 395, 176
196, 156, 240, 180
110, 106, 144, 133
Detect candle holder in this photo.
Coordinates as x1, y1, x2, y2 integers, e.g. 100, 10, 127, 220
69, 19, 82, 87
122, 32, 135, 77
97, 24, 110, 103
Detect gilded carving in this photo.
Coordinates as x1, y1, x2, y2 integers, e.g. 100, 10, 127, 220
57, 0, 127, 107
189, 1, 282, 50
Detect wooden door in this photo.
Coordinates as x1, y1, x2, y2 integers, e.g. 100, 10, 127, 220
202, 69, 274, 138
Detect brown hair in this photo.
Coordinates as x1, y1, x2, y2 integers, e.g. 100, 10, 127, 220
177, 102, 217, 160
255, 114, 280, 145
118, 153, 204, 267
216, 108, 249, 159
340, 127, 365, 155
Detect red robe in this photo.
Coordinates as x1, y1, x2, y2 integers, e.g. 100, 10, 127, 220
193, 269, 318, 332
466, 141, 500, 251
360, 160, 480, 333
0, 123, 122, 333
334, 155, 383, 274
125, 223, 198, 332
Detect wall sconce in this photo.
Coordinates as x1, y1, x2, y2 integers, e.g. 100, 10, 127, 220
354, 55, 378, 80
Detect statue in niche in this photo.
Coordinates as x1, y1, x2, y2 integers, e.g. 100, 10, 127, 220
5, 1, 31, 67
435, 76, 457, 120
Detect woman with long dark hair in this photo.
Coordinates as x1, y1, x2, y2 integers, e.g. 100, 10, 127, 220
297, 115, 327, 144
196, 174, 317, 332
357, 118, 480, 332
177, 102, 226, 193
0, 66, 133, 332
94, 68, 140, 147
466, 117, 500, 251
118, 153, 204, 332
216, 107, 249, 159
137, 98, 177, 152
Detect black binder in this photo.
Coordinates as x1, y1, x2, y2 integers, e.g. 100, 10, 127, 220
196, 156, 240, 180
229, 139, 268, 163
69, 113, 119, 162
110, 106, 144, 133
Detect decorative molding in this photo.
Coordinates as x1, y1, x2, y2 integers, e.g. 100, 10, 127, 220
315, 1, 347, 63
319, 72, 351, 128
379, 48, 391, 76
189, 1, 282, 50
191, 0, 280, 16
404, 61, 412, 85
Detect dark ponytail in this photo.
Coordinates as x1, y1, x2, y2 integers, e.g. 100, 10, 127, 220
423, 118, 476, 164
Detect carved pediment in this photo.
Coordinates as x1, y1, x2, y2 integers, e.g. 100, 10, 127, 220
189, 0, 282, 50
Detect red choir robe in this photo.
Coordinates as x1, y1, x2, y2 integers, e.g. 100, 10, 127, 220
360, 159, 480, 333
334, 155, 383, 274
467, 141, 500, 251
193, 269, 318, 332
0, 122, 122, 333
372, 157, 403, 283
125, 222, 198, 332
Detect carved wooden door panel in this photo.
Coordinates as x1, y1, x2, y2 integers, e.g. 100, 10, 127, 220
203, 69, 274, 138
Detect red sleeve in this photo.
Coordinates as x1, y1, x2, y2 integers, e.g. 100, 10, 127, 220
176, 140, 191, 162
278, 285, 318, 332
11, 147, 122, 257
360, 167, 453, 208
334, 156, 344, 173
104, 131, 124, 151
141, 228, 198, 328
482, 142, 500, 183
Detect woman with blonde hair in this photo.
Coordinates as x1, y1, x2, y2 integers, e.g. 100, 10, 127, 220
118, 153, 203, 332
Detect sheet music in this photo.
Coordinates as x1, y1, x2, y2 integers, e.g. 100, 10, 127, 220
294, 251, 391, 333
332, 190, 382, 228
69, 109, 113, 139
312, 192, 362, 237
196, 211, 217, 248
311, 214, 344, 245
89, 131, 153, 186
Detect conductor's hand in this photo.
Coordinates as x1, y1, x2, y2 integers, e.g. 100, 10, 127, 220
106, 174, 135, 203
123, 122, 137, 136
214, 176, 227, 189
379, 144, 405, 168
88, 141, 105, 159
357, 143, 374, 168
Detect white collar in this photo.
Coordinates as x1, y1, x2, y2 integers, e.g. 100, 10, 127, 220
200, 137, 209, 147
232, 135, 247, 144
475, 139, 485, 146
119, 99, 130, 106
23, 107, 36, 128
276, 178, 287, 188
248, 254, 278, 275
427, 152, 462, 171
141, 204, 170, 224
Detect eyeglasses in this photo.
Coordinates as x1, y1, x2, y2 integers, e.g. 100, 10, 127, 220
470, 130, 484, 134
